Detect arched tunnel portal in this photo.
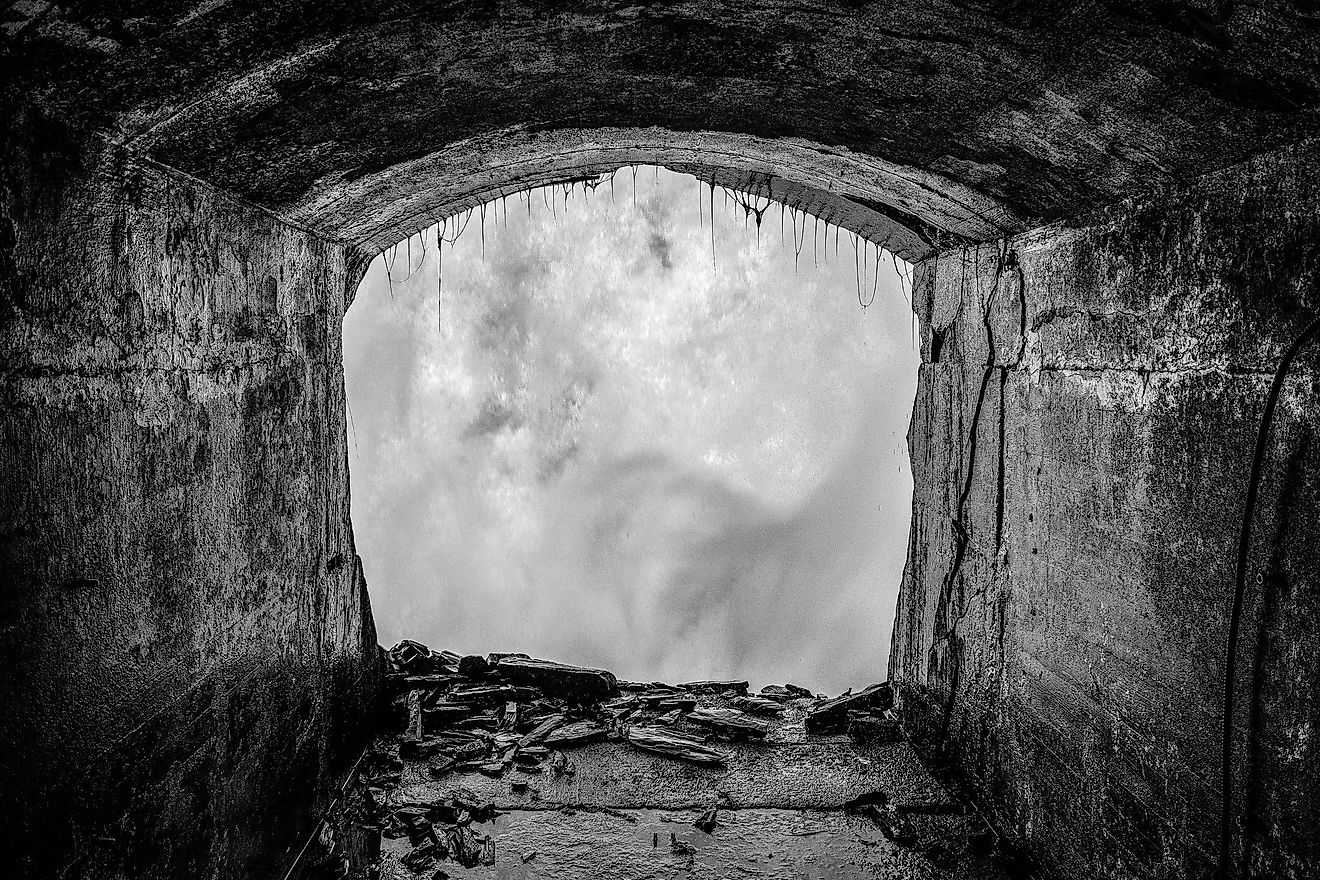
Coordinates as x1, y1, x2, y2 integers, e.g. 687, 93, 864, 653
3, 3, 1320, 879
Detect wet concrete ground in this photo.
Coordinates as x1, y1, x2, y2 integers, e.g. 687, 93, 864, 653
312, 684, 1029, 879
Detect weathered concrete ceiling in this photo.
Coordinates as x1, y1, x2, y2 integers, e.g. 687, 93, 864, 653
4, 0, 1320, 259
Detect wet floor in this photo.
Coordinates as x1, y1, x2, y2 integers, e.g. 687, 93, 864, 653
301, 653, 1029, 879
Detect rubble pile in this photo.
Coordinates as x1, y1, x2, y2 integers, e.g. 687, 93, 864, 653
353, 639, 905, 875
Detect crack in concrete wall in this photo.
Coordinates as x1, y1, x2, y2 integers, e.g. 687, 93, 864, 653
891, 139, 1320, 880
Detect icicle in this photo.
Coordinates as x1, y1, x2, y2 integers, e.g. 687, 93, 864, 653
709, 181, 716, 269
789, 207, 797, 271
813, 214, 819, 269
697, 175, 703, 229
852, 232, 861, 305
479, 203, 486, 260
436, 223, 444, 332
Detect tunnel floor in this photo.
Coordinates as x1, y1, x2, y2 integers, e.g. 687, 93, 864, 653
302, 645, 1026, 879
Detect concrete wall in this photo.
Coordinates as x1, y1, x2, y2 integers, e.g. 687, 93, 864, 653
891, 140, 1320, 879
0, 130, 379, 879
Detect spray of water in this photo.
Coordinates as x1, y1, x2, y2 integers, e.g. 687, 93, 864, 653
344, 167, 918, 693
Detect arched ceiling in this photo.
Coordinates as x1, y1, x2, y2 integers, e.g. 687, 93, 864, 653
4, 0, 1320, 260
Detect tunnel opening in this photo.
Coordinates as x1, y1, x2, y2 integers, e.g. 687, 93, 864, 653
7, 5, 1320, 876
310, 166, 1042, 880
342, 165, 921, 695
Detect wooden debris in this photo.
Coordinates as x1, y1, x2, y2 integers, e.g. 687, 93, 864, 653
626, 727, 725, 765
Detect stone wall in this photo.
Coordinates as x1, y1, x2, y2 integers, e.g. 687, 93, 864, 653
891, 140, 1320, 879
0, 131, 379, 879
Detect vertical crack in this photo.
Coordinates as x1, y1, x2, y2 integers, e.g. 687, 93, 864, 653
995, 367, 1008, 551
930, 242, 1009, 740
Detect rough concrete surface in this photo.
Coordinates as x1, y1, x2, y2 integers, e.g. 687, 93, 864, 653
891, 139, 1320, 880
3, 4, 1320, 879
0, 144, 379, 879
316, 681, 1025, 880
6, 2, 1320, 257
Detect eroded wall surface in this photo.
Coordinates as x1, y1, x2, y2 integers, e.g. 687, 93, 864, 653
0, 135, 379, 879
891, 141, 1320, 879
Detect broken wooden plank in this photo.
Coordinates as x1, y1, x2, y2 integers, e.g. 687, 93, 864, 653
495, 656, 619, 702
626, 727, 725, 765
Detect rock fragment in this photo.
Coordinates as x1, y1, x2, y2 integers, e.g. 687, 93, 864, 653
542, 720, 608, 748
496, 656, 619, 702
805, 683, 893, 732
688, 706, 772, 739
847, 709, 903, 743
389, 640, 436, 674
626, 726, 725, 765
458, 654, 491, 676
731, 695, 786, 715
678, 679, 749, 694
517, 713, 567, 747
